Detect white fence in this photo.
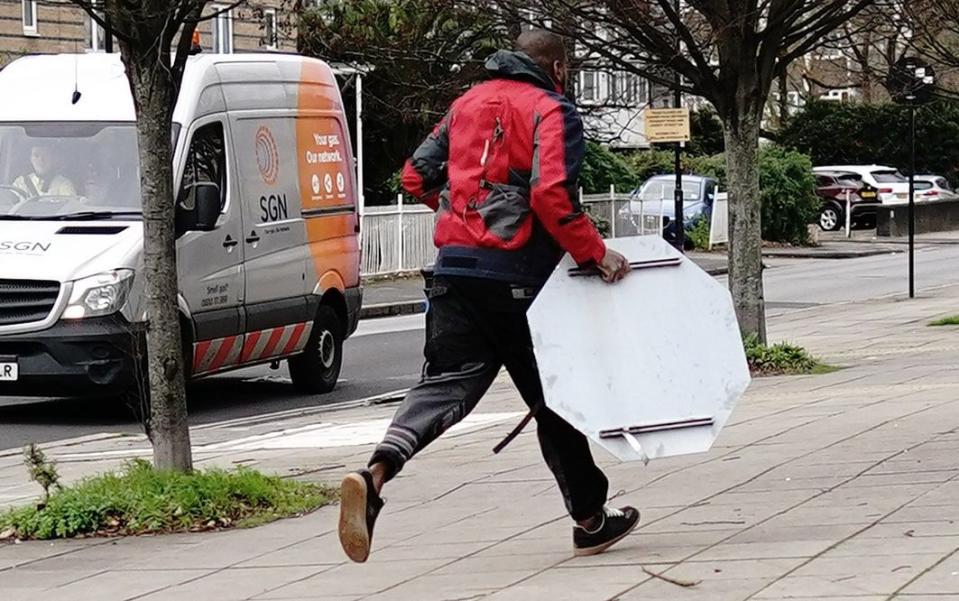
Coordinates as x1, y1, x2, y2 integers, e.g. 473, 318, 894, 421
359, 187, 728, 277
360, 196, 437, 276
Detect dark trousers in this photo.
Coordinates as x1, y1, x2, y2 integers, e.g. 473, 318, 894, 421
369, 276, 609, 521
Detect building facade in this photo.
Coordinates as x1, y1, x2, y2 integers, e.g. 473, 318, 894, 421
0, 0, 293, 68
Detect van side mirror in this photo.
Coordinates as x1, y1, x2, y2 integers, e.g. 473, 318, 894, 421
177, 182, 221, 232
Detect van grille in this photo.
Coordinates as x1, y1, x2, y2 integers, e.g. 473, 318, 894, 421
0, 279, 61, 326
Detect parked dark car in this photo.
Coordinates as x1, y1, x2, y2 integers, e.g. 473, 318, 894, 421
619, 175, 719, 248
814, 171, 882, 231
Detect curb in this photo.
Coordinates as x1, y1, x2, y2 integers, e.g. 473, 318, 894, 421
0, 432, 130, 459
359, 300, 427, 320
359, 265, 730, 320
761, 248, 900, 259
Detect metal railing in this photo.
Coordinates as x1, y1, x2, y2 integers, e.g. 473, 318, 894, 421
359, 187, 729, 277
360, 195, 437, 276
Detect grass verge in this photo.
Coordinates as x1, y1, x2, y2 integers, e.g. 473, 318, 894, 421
1, 459, 334, 540
930, 315, 959, 326
744, 335, 835, 376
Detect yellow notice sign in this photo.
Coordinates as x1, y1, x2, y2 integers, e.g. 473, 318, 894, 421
645, 108, 691, 143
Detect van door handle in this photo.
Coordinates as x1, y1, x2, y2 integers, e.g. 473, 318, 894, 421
245, 231, 260, 244
222, 235, 238, 249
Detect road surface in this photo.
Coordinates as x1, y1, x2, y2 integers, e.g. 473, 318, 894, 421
1, 243, 957, 451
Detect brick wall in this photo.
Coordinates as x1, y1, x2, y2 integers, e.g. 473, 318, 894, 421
0, 0, 295, 68
0, 1, 86, 65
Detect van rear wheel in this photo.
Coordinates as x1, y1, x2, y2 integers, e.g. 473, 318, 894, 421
289, 305, 343, 394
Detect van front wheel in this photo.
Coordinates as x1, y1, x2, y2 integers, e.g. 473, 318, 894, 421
289, 305, 343, 394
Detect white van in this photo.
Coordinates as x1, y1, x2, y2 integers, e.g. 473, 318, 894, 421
0, 53, 362, 398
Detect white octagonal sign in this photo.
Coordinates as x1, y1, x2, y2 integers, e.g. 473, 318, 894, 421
528, 235, 750, 463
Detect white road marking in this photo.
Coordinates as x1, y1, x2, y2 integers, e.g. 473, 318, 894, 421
352, 313, 425, 338
202, 412, 523, 451
52, 412, 523, 460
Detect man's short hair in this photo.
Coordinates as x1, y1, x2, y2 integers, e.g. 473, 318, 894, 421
515, 29, 567, 73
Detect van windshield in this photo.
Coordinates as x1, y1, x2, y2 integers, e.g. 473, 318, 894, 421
0, 122, 143, 219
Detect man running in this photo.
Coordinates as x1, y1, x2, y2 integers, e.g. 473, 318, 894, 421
338, 29, 639, 563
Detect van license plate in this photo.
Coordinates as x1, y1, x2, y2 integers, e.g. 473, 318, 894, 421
0, 357, 18, 382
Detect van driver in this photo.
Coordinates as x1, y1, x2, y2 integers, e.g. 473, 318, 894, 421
13, 144, 77, 198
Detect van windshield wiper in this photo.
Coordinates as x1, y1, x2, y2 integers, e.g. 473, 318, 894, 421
0, 214, 38, 220
52, 211, 143, 221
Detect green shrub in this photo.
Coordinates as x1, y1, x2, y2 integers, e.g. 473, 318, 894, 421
685, 153, 727, 186
930, 315, 959, 326
580, 142, 640, 193
1, 459, 334, 540
686, 216, 711, 251
623, 149, 676, 184
758, 146, 820, 245
744, 334, 829, 375
779, 99, 959, 186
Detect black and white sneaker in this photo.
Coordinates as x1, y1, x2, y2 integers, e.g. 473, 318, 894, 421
338, 469, 385, 563
573, 506, 640, 557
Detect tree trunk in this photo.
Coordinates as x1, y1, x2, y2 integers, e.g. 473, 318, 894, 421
722, 109, 767, 344
124, 55, 193, 472
778, 73, 789, 127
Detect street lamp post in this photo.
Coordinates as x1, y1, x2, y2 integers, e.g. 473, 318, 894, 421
888, 57, 936, 300
672, 0, 684, 253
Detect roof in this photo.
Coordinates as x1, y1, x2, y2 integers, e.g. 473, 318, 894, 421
0, 53, 336, 123
814, 165, 898, 172
645, 174, 714, 185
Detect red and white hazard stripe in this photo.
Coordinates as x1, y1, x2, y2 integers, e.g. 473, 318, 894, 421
192, 335, 243, 375
193, 321, 313, 376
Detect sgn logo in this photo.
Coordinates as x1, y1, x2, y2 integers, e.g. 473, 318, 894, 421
255, 126, 279, 186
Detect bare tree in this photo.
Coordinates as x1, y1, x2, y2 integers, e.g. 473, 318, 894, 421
905, 0, 959, 96
491, 1, 876, 341
796, 1, 909, 104
67, 1, 241, 471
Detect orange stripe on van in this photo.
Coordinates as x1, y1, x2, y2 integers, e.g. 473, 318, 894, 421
296, 60, 360, 293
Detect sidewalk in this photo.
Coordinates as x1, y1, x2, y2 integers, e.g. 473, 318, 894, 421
760, 230, 959, 259
3, 286, 959, 600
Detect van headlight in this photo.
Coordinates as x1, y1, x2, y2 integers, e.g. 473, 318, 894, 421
62, 270, 135, 320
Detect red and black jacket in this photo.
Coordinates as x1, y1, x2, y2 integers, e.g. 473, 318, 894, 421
401, 50, 605, 286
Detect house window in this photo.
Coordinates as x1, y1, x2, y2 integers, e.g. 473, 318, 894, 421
626, 74, 643, 104
88, 13, 106, 52
609, 72, 619, 101
581, 71, 597, 102
264, 8, 278, 50
22, 0, 38, 35
211, 6, 234, 54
